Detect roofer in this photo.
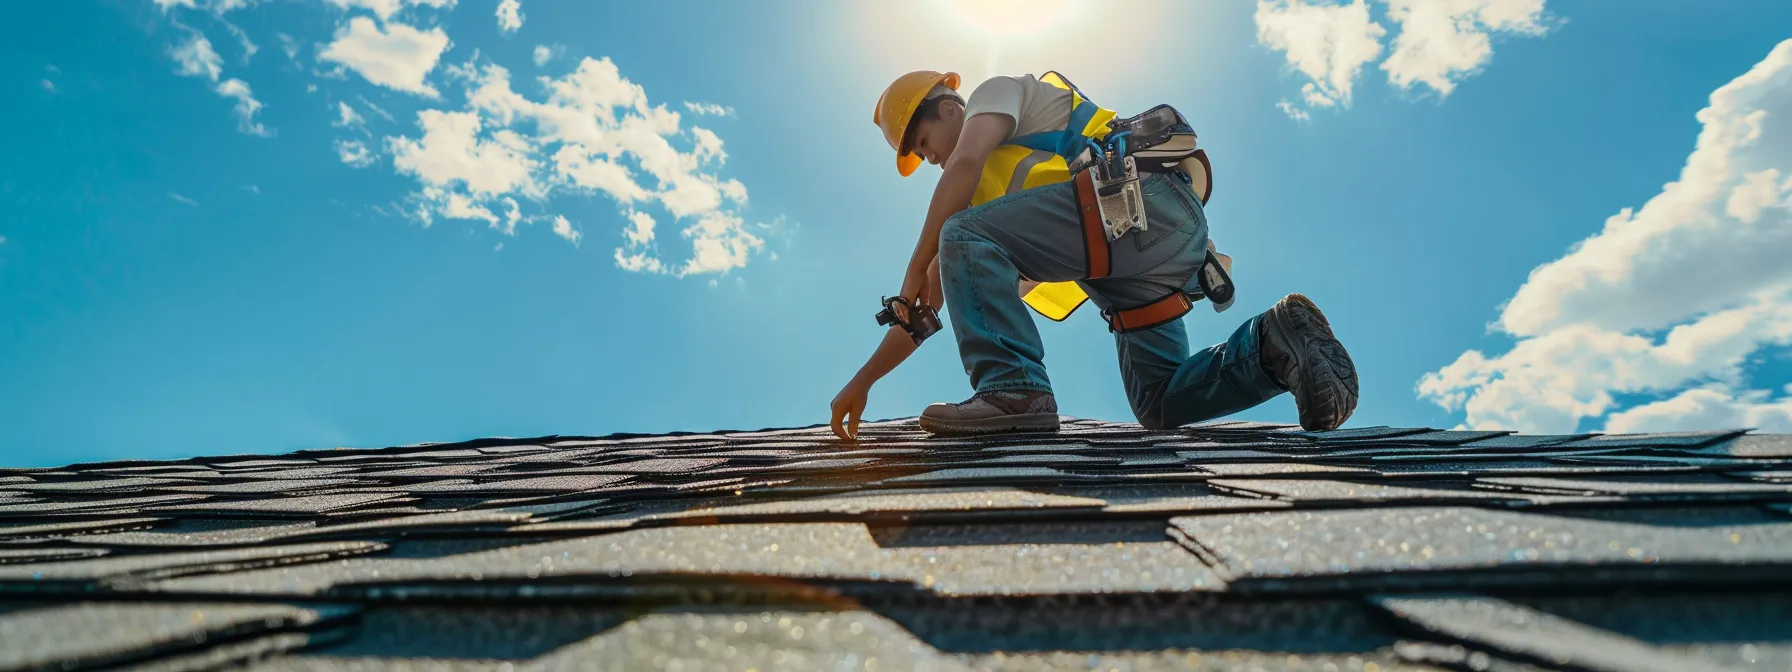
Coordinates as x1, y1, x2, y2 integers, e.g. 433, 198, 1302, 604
829, 70, 1359, 439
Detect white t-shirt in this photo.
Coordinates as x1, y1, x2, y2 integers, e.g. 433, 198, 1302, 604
962, 75, 1075, 142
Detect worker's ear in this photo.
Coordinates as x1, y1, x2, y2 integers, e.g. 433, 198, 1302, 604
942, 98, 965, 122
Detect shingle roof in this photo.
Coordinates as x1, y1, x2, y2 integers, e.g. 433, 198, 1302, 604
3, 418, 1791, 671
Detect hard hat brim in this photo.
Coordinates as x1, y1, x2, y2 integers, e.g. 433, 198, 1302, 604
897, 152, 922, 177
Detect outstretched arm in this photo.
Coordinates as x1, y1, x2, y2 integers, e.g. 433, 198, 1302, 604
831, 257, 943, 440
834, 112, 1012, 441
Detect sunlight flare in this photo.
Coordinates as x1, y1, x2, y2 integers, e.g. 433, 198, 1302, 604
948, 0, 1079, 38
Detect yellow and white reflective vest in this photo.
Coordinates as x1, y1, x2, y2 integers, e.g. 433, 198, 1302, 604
971, 72, 1217, 322
970, 71, 1112, 322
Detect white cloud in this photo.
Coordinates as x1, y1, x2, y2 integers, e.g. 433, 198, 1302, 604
679, 211, 763, 275
612, 207, 763, 278
552, 214, 581, 245
1498, 47, 1792, 338
318, 16, 450, 97
426, 186, 499, 226
378, 55, 773, 276
1419, 40, 1792, 433
169, 34, 269, 137
498, 197, 521, 235
532, 44, 562, 67
1605, 386, 1792, 434
614, 248, 666, 274
1254, 0, 1385, 109
276, 33, 300, 61
41, 79, 55, 93
496, 0, 523, 33
356, 95, 397, 122
1276, 100, 1310, 122
169, 192, 199, 206
386, 109, 541, 196
215, 78, 269, 136
243, 184, 261, 195
171, 33, 224, 81
660, 173, 747, 219
622, 209, 656, 246
552, 144, 652, 203
335, 139, 377, 167
683, 101, 734, 117
613, 210, 666, 272
1257, 0, 1551, 118
690, 127, 726, 164
333, 101, 367, 130
1420, 296, 1792, 432
1380, 0, 1550, 96
323, 0, 455, 20
0, 235, 8, 245
323, 0, 393, 14
155, 0, 198, 11
221, 19, 258, 63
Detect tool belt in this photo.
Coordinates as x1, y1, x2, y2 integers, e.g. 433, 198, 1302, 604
1073, 104, 1235, 333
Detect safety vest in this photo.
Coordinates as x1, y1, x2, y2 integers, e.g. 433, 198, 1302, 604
973, 72, 1219, 325
968, 71, 1113, 322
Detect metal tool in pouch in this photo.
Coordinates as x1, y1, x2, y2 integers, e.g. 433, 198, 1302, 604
1093, 155, 1146, 241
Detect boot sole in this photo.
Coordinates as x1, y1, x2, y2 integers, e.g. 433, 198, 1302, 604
918, 413, 1061, 436
1264, 293, 1359, 431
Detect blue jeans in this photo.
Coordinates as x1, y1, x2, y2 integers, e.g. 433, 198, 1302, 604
937, 173, 1286, 429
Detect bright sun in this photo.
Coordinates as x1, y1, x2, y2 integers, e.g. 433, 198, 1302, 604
948, 0, 1079, 38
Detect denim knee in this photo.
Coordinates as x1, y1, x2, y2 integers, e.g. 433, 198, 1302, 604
1126, 378, 1172, 430
1131, 394, 1169, 430
939, 210, 984, 248
1135, 409, 1168, 430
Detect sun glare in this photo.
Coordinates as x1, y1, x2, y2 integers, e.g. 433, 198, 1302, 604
948, 0, 1078, 38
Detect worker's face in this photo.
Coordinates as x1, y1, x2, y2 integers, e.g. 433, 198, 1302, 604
911, 102, 963, 168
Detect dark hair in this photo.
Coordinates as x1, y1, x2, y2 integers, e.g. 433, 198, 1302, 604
900, 92, 964, 156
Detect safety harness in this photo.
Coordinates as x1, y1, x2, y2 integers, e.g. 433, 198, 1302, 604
975, 72, 1234, 333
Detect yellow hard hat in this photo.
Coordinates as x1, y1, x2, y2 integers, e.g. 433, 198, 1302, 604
873, 70, 961, 177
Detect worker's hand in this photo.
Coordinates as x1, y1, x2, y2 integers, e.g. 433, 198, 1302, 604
897, 255, 936, 315
921, 256, 943, 308
830, 378, 870, 440
899, 273, 923, 305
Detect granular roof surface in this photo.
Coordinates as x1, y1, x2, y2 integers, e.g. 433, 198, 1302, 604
3, 417, 1791, 671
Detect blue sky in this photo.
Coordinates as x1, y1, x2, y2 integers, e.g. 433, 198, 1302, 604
4, 0, 1792, 467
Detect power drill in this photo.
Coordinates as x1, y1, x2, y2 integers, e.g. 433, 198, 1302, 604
875, 296, 942, 345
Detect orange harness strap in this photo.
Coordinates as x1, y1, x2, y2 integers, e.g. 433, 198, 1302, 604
1074, 170, 1110, 279
1077, 169, 1195, 333
1105, 292, 1194, 333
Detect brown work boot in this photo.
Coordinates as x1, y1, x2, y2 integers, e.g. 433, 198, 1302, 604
919, 390, 1060, 436
1259, 293, 1359, 431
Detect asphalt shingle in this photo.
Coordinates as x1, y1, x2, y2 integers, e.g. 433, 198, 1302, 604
1171, 506, 1792, 591
1372, 596, 1745, 672
0, 602, 356, 671
5, 419, 1791, 668
0, 540, 386, 589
